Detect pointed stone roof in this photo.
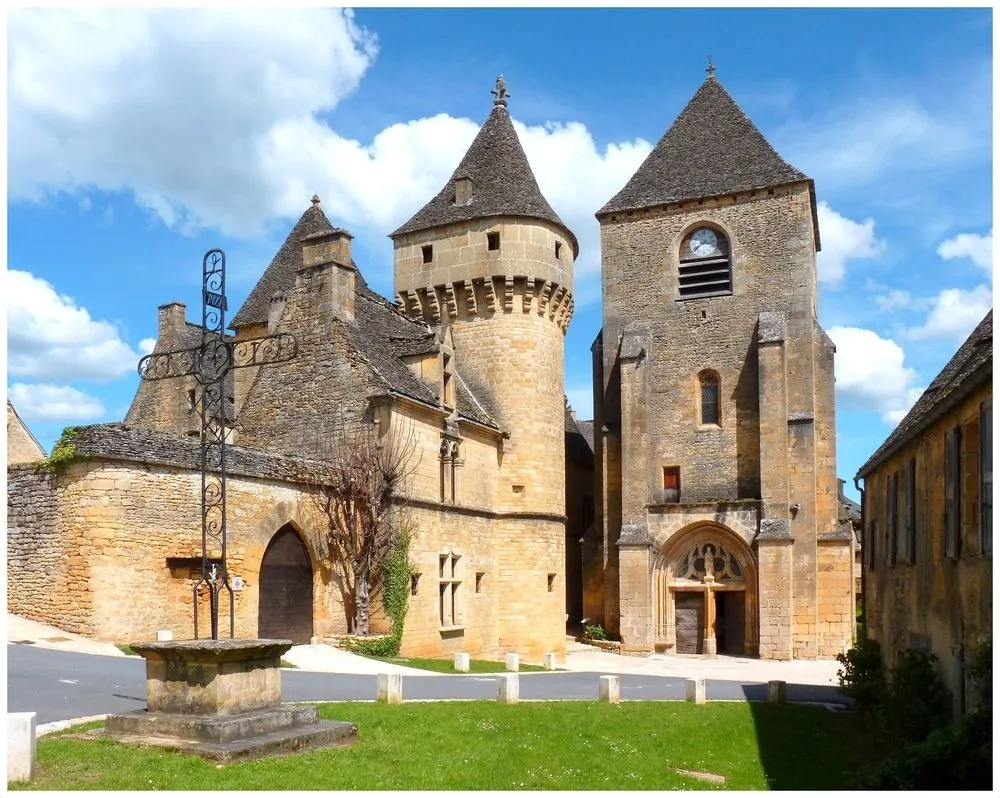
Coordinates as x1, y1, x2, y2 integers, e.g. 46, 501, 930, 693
391, 76, 578, 257
597, 75, 810, 217
231, 196, 337, 328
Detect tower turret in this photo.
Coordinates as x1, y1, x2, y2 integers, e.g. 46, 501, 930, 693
391, 76, 576, 654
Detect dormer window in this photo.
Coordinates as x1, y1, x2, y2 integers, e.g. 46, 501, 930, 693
678, 226, 732, 299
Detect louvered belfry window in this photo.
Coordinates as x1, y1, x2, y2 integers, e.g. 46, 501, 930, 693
678, 226, 732, 299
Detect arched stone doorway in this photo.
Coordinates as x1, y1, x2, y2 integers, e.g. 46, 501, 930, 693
653, 524, 758, 656
258, 524, 314, 644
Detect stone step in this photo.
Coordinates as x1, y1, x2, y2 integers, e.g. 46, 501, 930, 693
99, 718, 357, 763
106, 705, 318, 744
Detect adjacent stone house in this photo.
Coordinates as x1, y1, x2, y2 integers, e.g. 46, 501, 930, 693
7, 400, 45, 465
856, 310, 992, 715
588, 73, 854, 659
7, 78, 574, 661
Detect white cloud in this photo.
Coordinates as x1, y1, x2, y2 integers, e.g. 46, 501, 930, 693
874, 289, 912, 311
9, 8, 378, 236
937, 230, 993, 280
8, 383, 105, 422
7, 269, 145, 381
139, 338, 157, 355
7, 8, 651, 300
816, 202, 885, 286
904, 285, 993, 342
828, 326, 923, 425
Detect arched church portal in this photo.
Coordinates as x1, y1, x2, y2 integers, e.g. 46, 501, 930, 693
258, 524, 314, 644
653, 524, 758, 656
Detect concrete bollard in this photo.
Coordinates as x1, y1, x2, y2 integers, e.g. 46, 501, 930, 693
454, 652, 470, 673
685, 677, 706, 705
598, 675, 620, 704
542, 652, 557, 671
7, 712, 36, 783
767, 680, 787, 704
497, 673, 519, 704
155, 630, 174, 642
376, 673, 403, 705
505, 652, 519, 672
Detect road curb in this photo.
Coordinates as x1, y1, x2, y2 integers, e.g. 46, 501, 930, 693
36, 714, 109, 737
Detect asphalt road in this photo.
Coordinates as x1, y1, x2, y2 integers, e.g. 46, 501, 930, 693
7, 643, 849, 724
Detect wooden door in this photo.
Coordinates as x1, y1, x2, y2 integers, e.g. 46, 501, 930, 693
717, 591, 746, 655
674, 592, 704, 654
258, 525, 314, 644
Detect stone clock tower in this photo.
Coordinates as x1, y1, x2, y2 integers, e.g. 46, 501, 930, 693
590, 70, 854, 660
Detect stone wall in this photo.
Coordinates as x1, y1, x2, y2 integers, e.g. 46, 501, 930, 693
7, 404, 46, 465
862, 382, 992, 714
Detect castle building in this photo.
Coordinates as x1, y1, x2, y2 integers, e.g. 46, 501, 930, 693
7, 78, 574, 661
588, 72, 855, 659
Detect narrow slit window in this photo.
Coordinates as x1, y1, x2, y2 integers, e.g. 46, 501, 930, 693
699, 371, 720, 426
547, 573, 556, 593
487, 232, 500, 251
422, 244, 433, 264
555, 241, 562, 260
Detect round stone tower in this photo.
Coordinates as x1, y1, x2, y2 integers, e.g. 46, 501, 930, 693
391, 76, 577, 655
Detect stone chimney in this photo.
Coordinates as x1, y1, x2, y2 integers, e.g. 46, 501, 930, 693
454, 173, 473, 205
158, 302, 186, 338
268, 291, 288, 332
301, 223, 355, 322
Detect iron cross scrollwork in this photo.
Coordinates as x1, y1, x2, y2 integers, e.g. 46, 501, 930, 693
137, 249, 298, 640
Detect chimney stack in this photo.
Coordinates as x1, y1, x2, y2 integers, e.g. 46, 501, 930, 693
157, 302, 186, 338
301, 224, 356, 322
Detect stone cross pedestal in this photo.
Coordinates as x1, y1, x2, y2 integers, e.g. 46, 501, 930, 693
104, 639, 356, 762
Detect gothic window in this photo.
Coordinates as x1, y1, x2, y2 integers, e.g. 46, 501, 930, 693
439, 550, 462, 628
699, 371, 720, 426
677, 226, 732, 299
674, 541, 744, 583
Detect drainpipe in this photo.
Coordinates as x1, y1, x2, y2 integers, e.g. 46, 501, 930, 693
854, 475, 866, 641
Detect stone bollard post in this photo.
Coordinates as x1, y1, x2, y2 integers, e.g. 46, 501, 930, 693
767, 680, 787, 704
505, 652, 519, 672
542, 653, 557, 671
598, 675, 620, 704
7, 712, 36, 783
454, 652, 470, 673
685, 677, 706, 705
497, 673, 519, 704
376, 673, 403, 705
155, 630, 174, 642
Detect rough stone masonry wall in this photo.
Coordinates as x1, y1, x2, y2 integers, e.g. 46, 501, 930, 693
863, 382, 992, 713
7, 406, 46, 464
7, 465, 89, 631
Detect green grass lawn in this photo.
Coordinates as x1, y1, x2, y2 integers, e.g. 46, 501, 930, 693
12, 702, 872, 791
369, 655, 550, 673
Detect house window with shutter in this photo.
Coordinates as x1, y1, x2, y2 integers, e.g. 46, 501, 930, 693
980, 400, 992, 555
945, 425, 962, 559
887, 471, 899, 566
903, 457, 916, 564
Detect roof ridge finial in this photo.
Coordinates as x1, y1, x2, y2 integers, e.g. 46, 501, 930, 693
310, 194, 321, 207
492, 74, 509, 108
706, 54, 716, 79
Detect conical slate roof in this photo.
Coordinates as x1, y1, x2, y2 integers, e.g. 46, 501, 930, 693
597, 75, 809, 217
391, 77, 578, 257
231, 196, 337, 328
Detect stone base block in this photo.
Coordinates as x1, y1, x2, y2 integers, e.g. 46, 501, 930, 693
542, 653, 556, 671
106, 705, 319, 744
7, 712, 36, 783
497, 673, 519, 704
376, 673, 402, 704
599, 675, 620, 704
454, 652, 470, 673
685, 677, 706, 704
505, 653, 519, 672
767, 680, 787, 704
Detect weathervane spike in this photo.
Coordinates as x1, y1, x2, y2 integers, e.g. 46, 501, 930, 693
706, 54, 716, 78
491, 74, 509, 108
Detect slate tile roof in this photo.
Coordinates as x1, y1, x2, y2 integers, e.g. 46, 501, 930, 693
856, 310, 993, 478
391, 83, 578, 257
597, 76, 810, 217
71, 423, 336, 485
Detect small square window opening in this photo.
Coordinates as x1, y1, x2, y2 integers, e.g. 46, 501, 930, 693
410, 574, 420, 596
421, 244, 433, 264
475, 572, 485, 594
487, 232, 500, 251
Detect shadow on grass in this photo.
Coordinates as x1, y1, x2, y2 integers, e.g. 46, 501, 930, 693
742, 685, 868, 790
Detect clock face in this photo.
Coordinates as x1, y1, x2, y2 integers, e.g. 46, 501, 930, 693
689, 228, 719, 257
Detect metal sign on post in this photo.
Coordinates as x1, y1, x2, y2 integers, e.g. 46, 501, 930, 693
138, 249, 297, 639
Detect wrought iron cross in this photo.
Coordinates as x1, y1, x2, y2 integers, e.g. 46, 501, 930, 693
137, 249, 297, 640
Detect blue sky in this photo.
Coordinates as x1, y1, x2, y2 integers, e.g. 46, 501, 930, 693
6, 7, 994, 498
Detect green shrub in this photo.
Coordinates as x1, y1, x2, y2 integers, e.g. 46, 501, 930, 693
584, 623, 608, 641
879, 648, 951, 744
345, 534, 412, 659
967, 635, 992, 716
836, 636, 885, 712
